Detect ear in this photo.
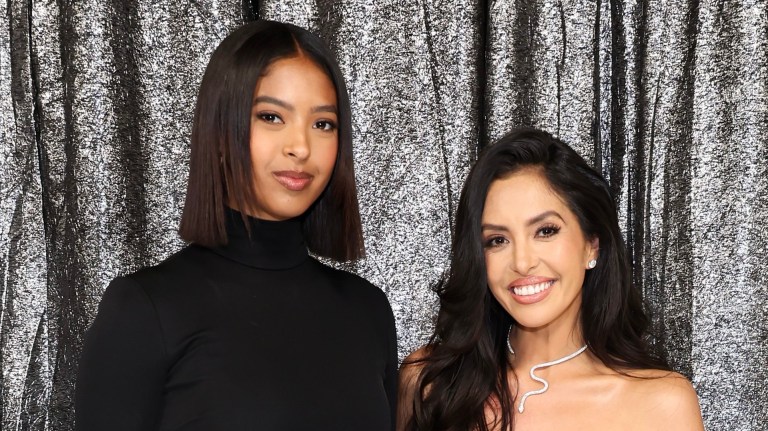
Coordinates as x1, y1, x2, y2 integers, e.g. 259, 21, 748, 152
587, 236, 599, 261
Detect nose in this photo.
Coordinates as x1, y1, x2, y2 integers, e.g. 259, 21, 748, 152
510, 240, 537, 274
283, 125, 310, 161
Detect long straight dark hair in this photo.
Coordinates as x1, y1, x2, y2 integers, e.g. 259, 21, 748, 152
179, 20, 364, 261
407, 128, 669, 430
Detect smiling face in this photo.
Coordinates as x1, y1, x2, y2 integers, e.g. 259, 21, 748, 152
481, 167, 598, 331
244, 55, 339, 220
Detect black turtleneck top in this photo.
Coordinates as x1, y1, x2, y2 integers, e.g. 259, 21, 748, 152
75, 211, 397, 431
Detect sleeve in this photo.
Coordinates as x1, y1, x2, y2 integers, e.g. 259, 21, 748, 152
75, 276, 167, 431
381, 294, 399, 430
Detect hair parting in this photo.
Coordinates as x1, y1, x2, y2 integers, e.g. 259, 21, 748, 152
179, 20, 364, 261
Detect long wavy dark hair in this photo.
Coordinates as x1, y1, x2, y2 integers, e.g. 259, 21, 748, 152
406, 128, 669, 430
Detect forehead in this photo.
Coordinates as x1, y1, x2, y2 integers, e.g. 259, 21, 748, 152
482, 168, 572, 221
257, 56, 333, 88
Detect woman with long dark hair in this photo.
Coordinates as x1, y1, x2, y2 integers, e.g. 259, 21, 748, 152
76, 20, 397, 430
398, 128, 703, 430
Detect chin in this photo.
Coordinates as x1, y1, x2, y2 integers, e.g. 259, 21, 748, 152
271, 207, 311, 220
513, 319, 556, 331
504, 308, 553, 330
257, 196, 318, 220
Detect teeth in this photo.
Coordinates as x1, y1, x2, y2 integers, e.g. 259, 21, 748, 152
513, 281, 552, 296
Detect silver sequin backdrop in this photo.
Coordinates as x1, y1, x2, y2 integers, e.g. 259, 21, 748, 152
1, 1, 766, 429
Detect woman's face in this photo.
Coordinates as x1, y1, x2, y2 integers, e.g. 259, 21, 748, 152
246, 55, 338, 220
481, 167, 598, 331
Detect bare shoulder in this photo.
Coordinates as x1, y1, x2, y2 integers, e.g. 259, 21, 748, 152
622, 369, 704, 430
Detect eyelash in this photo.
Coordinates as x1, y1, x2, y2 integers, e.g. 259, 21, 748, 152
483, 224, 561, 248
256, 113, 336, 132
483, 236, 507, 249
258, 112, 282, 124
314, 120, 337, 131
536, 224, 561, 238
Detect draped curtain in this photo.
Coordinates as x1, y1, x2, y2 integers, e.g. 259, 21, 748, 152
1, 1, 765, 429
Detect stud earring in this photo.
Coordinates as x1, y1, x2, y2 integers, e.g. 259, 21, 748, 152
587, 259, 597, 269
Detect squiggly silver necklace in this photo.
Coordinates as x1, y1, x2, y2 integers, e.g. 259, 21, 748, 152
506, 326, 588, 414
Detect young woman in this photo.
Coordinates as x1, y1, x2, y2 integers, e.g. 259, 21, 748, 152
398, 128, 704, 430
76, 20, 397, 430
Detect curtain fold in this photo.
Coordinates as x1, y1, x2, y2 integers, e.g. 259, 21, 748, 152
0, 1, 765, 429
2, 1, 48, 429
259, 0, 482, 358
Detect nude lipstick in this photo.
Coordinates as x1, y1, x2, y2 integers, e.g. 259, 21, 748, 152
508, 276, 555, 305
273, 171, 313, 191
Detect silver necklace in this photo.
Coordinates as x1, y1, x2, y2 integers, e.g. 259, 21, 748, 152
506, 326, 588, 414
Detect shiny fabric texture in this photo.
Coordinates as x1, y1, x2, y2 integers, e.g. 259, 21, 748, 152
0, 1, 765, 430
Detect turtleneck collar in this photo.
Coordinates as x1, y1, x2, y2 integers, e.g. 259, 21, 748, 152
210, 207, 308, 270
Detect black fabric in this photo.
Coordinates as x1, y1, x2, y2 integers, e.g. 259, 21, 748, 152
75, 210, 397, 431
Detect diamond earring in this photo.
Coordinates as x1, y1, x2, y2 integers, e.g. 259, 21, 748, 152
587, 259, 597, 269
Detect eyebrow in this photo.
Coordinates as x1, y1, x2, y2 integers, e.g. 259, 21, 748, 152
527, 210, 564, 226
253, 96, 293, 110
311, 104, 337, 114
481, 210, 565, 231
253, 96, 337, 115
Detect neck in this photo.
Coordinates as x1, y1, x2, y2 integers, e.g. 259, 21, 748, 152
209, 207, 308, 270
509, 317, 586, 367
226, 200, 277, 221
